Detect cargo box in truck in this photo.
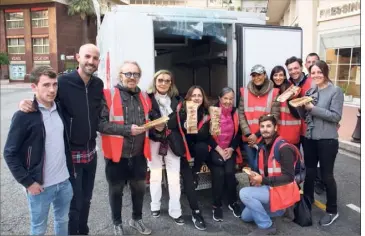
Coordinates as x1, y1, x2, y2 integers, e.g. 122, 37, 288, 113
96, 5, 303, 190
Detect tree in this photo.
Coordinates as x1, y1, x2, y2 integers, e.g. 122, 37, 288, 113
67, 0, 95, 43
0, 53, 10, 80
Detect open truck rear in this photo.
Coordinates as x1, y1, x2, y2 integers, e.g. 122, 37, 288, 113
96, 5, 303, 190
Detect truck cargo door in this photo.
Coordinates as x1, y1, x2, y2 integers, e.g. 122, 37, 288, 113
235, 24, 302, 100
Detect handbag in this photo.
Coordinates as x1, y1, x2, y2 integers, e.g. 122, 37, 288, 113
293, 194, 313, 227
269, 181, 300, 212
158, 142, 169, 156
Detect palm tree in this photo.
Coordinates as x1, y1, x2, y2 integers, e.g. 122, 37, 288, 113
67, 0, 95, 43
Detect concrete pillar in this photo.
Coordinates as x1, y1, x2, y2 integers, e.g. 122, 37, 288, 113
297, 0, 318, 62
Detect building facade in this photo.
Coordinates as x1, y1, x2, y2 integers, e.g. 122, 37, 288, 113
0, 0, 97, 81
266, 0, 360, 105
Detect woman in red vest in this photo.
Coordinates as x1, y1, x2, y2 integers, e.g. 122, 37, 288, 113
208, 87, 243, 222
269, 66, 301, 146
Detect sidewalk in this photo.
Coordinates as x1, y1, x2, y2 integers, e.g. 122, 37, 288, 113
0, 80, 30, 89
338, 105, 361, 156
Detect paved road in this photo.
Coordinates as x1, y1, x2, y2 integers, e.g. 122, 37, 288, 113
0, 88, 361, 235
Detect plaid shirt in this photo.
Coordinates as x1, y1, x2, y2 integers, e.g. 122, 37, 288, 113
71, 148, 96, 164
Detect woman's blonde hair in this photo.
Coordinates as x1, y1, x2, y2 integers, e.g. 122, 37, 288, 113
147, 69, 179, 97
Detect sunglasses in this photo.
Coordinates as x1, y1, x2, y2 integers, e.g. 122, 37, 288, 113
157, 78, 171, 84
120, 72, 141, 79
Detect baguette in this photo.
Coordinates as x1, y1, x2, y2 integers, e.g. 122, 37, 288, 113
276, 85, 301, 102
186, 101, 199, 134
143, 116, 169, 129
289, 96, 313, 107
209, 106, 221, 135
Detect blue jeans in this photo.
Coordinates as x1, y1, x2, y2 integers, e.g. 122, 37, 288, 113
243, 143, 258, 171
27, 179, 73, 235
239, 186, 284, 229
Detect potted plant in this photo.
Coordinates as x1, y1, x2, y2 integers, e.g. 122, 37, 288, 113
0, 52, 10, 80
340, 83, 353, 102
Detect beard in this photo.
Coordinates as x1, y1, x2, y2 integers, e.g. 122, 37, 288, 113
82, 63, 97, 76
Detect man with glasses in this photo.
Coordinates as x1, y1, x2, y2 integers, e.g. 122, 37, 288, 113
98, 61, 154, 235
19, 44, 104, 235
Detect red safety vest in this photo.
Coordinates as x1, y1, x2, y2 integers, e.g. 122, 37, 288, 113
278, 103, 301, 145
258, 136, 300, 212
176, 102, 210, 160
101, 88, 152, 162
291, 76, 312, 136
240, 87, 279, 143
211, 111, 243, 164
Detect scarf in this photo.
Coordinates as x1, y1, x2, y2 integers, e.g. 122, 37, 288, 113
154, 92, 173, 117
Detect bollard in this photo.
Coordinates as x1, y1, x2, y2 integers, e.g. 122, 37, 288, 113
351, 108, 361, 143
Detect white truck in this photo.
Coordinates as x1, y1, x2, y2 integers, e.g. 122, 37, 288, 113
96, 5, 302, 190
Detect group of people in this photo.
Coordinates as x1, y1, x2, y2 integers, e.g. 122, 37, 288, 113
3, 43, 344, 236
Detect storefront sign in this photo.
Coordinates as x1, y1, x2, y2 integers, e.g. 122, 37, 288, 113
34, 56, 50, 61
318, 1, 360, 22
11, 56, 21, 61
66, 55, 75, 60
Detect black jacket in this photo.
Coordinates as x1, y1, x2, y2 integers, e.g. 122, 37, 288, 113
3, 99, 75, 188
148, 93, 186, 157
57, 70, 104, 151
208, 103, 241, 150
98, 84, 146, 158
173, 101, 211, 146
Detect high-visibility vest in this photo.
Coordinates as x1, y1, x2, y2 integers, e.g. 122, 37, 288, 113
211, 110, 243, 164
278, 102, 301, 144
239, 87, 279, 143
176, 102, 210, 160
258, 136, 300, 211
291, 76, 312, 137
101, 88, 152, 162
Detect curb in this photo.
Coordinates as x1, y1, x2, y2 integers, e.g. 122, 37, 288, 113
339, 139, 360, 156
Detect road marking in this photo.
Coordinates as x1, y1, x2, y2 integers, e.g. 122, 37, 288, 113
346, 204, 361, 213
314, 200, 326, 211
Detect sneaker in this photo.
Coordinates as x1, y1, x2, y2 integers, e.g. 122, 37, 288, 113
248, 223, 277, 235
129, 219, 152, 235
228, 202, 242, 218
319, 212, 339, 226
192, 210, 206, 230
192, 210, 206, 231
151, 210, 161, 218
172, 216, 185, 225
113, 224, 124, 235
212, 207, 223, 222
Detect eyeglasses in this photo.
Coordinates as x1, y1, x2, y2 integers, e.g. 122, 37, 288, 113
120, 72, 141, 79
157, 78, 171, 84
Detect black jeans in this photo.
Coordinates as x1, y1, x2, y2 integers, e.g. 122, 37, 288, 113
180, 157, 200, 211
303, 138, 339, 214
190, 142, 210, 174
69, 154, 97, 235
105, 155, 147, 225
210, 150, 237, 207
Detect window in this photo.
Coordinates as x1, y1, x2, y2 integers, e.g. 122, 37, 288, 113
7, 38, 25, 54
5, 12, 24, 29
325, 47, 361, 98
32, 38, 49, 54
31, 10, 48, 28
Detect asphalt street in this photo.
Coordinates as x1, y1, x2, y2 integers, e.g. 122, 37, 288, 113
0, 87, 361, 235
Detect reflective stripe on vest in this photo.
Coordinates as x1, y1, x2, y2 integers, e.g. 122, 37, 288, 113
243, 87, 274, 113
176, 102, 192, 160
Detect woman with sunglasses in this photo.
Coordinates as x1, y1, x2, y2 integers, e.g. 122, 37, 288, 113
208, 87, 243, 222
146, 70, 185, 225
269, 66, 301, 146
297, 60, 344, 226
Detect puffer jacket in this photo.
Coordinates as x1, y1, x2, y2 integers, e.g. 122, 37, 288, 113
238, 79, 280, 136
98, 84, 147, 158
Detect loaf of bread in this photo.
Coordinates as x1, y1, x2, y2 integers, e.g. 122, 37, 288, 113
143, 116, 169, 129
289, 96, 313, 107
277, 85, 301, 102
209, 106, 221, 135
186, 101, 199, 134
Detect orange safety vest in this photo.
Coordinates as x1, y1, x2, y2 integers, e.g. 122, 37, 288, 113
258, 136, 300, 212
291, 76, 312, 137
101, 88, 152, 162
240, 87, 279, 143
211, 111, 243, 164
176, 102, 210, 160
278, 102, 301, 145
